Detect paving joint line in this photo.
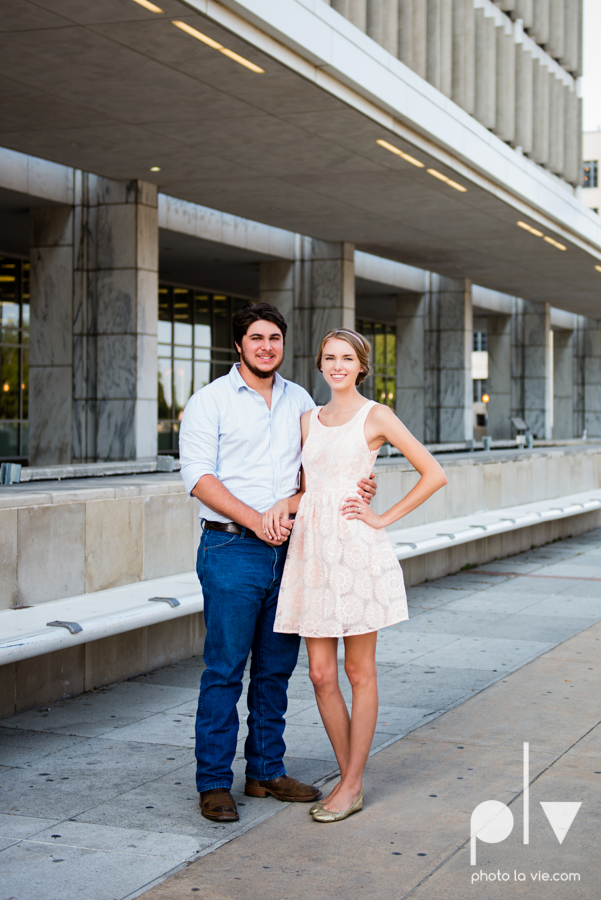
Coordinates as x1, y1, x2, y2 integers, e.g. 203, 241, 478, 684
469, 570, 601, 581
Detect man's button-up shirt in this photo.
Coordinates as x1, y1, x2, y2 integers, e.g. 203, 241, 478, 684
179, 364, 315, 523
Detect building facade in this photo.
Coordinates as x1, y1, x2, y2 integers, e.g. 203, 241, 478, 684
1, 0, 600, 467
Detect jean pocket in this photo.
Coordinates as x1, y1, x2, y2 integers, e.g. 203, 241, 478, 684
205, 531, 238, 550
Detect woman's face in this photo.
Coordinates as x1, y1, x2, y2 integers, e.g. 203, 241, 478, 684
320, 337, 362, 391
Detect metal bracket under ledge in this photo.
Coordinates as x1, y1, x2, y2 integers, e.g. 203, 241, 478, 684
148, 597, 181, 608
46, 620, 83, 634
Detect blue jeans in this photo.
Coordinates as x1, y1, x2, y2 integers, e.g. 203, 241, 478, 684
195, 528, 301, 793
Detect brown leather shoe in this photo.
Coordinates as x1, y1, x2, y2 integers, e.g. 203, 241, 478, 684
245, 775, 321, 803
199, 788, 239, 822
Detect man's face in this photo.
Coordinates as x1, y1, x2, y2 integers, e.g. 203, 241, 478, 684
236, 319, 284, 379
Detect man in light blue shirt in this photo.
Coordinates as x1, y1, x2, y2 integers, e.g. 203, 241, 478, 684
179, 303, 375, 822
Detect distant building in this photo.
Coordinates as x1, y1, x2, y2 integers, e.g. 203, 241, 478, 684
582, 131, 601, 215
1, 0, 601, 465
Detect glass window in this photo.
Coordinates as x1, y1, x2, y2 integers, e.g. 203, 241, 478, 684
473, 331, 487, 351
583, 161, 598, 188
472, 331, 488, 402
173, 288, 193, 346
0, 255, 29, 461
355, 318, 396, 410
158, 284, 247, 454
158, 357, 173, 420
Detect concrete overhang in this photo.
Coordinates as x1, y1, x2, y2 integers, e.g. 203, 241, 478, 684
1, 0, 601, 316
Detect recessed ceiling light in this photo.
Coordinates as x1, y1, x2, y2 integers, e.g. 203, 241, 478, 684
516, 221, 544, 237
595, 265, 601, 273
172, 20, 265, 73
150, 166, 161, 172
543, 236, 566, 251
131, 0, 164, 12
376, 139, 424, 168
426, 168, 467, 192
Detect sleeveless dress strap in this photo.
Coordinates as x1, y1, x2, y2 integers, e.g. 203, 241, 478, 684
355, 400, 376, 427
307, 405, 321, 436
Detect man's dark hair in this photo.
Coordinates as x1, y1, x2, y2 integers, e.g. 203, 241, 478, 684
232, 303, 288, 349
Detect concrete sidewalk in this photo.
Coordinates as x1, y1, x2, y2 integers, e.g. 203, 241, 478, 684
2, 529, 601, 900
140, 600, 601, 900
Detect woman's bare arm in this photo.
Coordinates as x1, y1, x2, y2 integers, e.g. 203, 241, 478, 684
345, 405, 447, 529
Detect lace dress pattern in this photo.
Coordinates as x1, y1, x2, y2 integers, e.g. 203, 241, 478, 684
274, 401, 408, 638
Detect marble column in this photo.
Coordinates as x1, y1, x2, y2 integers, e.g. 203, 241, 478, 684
396, 293, 426, 442
563, 84, 581, 186
548, 74, 565, 176
515, 40, 534, 153
553, 328, 574, 439
547, 0, 565, 60
29, 176, 158, 466
399, 0, 427, 79
532, 0, 550, 46
474, 7, 496, 130
451, 0, 475, 115
425, 276, 473, 443
366, 0, 398, 56
495, 24, 515, 144
562, 0, 580, 74
512, 300, 552, 439
29, 206, 75, 466
582, 319, 601, 438
331, 0, 367, 30
531, 58, 550, 166
516, 0, 534, 29
73, 176, 158, 461
486, 313, 513, 440
259, 260, 295, 381
310, 240, 355, 403
426, 0, 452, 97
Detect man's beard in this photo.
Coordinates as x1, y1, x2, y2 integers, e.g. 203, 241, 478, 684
240, 348, 283, 380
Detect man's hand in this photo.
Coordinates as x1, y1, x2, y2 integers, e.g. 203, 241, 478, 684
357, 472, 377, 503
261, 500, 293, 543
341, 473, 377, 517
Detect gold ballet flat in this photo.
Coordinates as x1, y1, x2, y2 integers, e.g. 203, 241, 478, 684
309, 799, 324, 815
311, 786, 364, 823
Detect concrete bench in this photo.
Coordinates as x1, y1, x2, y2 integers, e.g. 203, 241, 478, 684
389, 489, 601, 559
0, 572, 203, 668
2, 487, 600, 669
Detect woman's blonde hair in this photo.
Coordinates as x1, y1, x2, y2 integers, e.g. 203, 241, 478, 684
315, 328, 371, 385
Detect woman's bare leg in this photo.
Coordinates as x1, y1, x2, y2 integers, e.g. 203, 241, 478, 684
306, 637, 351, 800
320, 631, 378, 812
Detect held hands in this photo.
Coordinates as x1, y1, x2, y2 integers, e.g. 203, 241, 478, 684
341, 494, 384, 529
261, 499, 294, 544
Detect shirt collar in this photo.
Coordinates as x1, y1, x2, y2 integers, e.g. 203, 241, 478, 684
229, 363, 287, 395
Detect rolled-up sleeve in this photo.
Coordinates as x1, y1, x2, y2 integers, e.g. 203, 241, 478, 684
179, 390, 219, 496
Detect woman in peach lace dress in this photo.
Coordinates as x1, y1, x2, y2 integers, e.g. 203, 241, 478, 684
262, 328, 447, 823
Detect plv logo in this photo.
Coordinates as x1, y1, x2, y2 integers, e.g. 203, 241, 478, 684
470, 743, 581, 865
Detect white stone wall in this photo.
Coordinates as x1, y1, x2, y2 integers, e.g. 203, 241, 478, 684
2, 448, 600, 610
0, 477, 200, 611
373, 445, 601, 527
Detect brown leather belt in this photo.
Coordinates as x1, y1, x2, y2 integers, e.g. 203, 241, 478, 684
203, 520, 260, 540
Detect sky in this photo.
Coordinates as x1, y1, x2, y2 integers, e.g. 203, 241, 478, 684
582, 0, 601, 132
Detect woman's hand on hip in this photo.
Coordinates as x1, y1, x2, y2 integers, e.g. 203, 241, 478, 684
341, 496, 384, 528
262, 499, 293, 542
